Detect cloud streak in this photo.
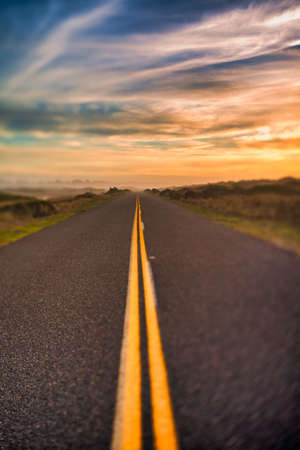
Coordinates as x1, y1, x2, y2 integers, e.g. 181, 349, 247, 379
4, 0, 119, 98
2, 0, 299, 103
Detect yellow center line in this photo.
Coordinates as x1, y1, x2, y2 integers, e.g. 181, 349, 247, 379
110, 199, 141, 450
137, 197, 179, 450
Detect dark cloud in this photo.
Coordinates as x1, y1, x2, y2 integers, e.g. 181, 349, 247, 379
0, 101, 194, 138
203, 122, 256, 135
0, 103, 60, 132
0, 101, 123, 133
118, 76, 234, 97
171, 47, 298, 77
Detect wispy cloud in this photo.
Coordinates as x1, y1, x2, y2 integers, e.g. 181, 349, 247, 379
2, 0, 299, 104
3, 0, 119, 98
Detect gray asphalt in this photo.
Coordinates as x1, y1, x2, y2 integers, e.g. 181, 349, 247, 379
0, 193, 300, 449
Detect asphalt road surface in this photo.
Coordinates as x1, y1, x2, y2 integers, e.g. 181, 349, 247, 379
0, 193, 299, 449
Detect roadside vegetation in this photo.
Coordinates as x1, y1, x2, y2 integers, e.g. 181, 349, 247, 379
0, 187, 128, 246
146, 177, 300, 255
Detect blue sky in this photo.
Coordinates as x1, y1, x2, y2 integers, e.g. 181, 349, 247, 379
0, 0, 300, 187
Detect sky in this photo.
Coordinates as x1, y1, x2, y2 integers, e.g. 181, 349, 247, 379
0, 0, 300, 188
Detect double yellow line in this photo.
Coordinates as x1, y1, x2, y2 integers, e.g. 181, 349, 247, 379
111, 197, 179, 450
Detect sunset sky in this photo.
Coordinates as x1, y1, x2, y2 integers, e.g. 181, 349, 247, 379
0, 0, 300, 187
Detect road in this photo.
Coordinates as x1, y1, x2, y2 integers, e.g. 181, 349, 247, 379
0, 193, 299, 449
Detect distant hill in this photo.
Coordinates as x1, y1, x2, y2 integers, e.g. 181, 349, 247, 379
0, 192, 33, 203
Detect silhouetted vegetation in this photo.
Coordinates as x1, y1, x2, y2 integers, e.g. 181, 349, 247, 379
145, 188, 159, 194
0, 200, 56, 218
105, 186, 120, 195
105, 187, 131, 195
74, 192, 98, 200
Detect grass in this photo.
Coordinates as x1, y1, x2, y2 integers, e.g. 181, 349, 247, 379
0, 195, 113, 247
171, 199, 300, 256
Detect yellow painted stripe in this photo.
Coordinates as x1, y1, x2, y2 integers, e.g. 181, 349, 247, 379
110, 199, 142, 450
137, 198, 179, 450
